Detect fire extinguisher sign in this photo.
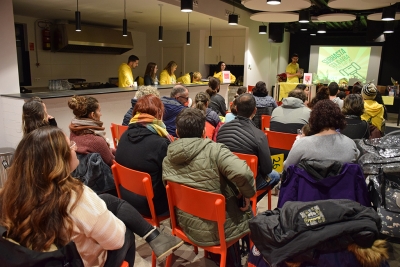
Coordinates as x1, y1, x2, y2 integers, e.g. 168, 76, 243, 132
29, 42, 35, 51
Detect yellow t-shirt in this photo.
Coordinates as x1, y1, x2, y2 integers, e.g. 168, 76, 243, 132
286, 63, 299, 83
177, 73, 191, 84
118, 63, 134, 87
159, 70, 177, 85
213, 71, 236, 84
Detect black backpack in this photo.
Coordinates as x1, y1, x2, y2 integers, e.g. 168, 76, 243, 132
0, 225, 84, 267
357, 131, 400, 239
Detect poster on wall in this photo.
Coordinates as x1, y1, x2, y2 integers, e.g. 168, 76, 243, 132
222, 71, 231, 84
303, 73, 312, 85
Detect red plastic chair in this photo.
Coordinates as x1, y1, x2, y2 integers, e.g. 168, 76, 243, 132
111, 161, 172, 267
120, 261, 129, 267
264, 131, 297, 151
261, 115, 271, 131
166, 182, 248, 267
110, 123, 128, 148
248, 85, 255, 93
232, 152, 272, 212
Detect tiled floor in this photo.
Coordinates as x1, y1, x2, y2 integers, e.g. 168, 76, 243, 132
132, 113, 400, 267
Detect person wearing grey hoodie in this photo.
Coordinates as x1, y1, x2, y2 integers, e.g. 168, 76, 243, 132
270, 89, 311, 134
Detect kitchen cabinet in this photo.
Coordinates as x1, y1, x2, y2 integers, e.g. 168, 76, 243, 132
204, 36, 245, 65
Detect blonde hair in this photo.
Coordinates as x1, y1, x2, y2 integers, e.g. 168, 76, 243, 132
164, 61, 177, 76
193, 72, 202, 81
135, 86, 160, 99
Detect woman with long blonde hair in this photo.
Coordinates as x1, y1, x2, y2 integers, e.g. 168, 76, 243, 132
159, 61, 178, 85
0, 126, 183, 266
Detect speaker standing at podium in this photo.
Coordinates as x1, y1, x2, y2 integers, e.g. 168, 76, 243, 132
286, 53, 302, 83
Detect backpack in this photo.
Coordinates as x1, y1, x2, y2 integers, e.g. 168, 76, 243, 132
0, 225, 84, 267
357, 131, 400, 238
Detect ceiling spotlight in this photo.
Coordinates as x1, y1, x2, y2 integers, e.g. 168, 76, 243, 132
317, 24, 326, 33
267, 0, 281, 5
299, 10, 310, 23
382, 5, 396, 21
310, 33, 316, 36
181, 0, 193, 12
259, 24, 267, 34
384, 21, 395, 33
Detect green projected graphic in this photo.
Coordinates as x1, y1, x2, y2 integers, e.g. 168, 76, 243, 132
317, 47, 371, 83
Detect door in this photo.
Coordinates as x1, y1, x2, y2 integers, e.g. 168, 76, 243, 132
232, 37, 245, 65
162, 46, 184, 78
219, 37, 234, 64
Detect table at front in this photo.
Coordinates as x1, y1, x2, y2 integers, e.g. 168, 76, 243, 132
0, 83, 230, 148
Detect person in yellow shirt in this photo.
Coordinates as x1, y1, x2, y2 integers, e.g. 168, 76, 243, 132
118, 55, 139, 87
177, 71, 207, 84
285, 53, 302, 83
159, 61, 178, 85
213, 61, 236, 84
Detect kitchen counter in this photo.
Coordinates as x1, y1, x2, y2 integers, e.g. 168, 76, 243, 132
1, 83, 216, 100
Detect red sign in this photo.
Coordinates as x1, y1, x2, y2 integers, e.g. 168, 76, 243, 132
29, 42, 35, 51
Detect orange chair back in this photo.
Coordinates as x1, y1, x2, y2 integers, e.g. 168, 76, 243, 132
120, 262, 129, 267
277, 101, 283, 106
111, 161, 159, 225
248, 85, 254, 93
265, 130, 297, 151
166, 182, 243, 267
261, 115, 271, 131
110, 123, 128, 148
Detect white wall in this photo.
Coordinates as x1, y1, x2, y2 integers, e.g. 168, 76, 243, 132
13, 15, 148, 87
0, 0, 20, 148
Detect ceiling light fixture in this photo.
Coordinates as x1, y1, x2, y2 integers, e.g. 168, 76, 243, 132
158, 4, 163, 41
229, 0, 238, 25
209, 18, 213, 48
300, 24, 308, 31
317, 23, 326, 33
382, 5, 396, 21
75, 0, 81, 32
187, 13, 190, 45
299, 10, 310, 23
267, 0, 281, 5
310, 33, 316, 36
259, 23, 267, 34
122, 0, 127, 36
384, 21, 395, 33
181, 0, 193, 13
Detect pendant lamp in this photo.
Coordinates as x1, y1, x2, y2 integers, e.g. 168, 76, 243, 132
259, 24, 267, 34
122, 0, 127, 36
299, 10, 310, 23
209, 18, 213, 48
229, 0, 238, 25
75, 0, 81, 31
382, 5, 396, 21
267, 0, 281, 5
158, 4, 163, 41
317, 24, 326, 33
384, 21, 395, 33
181, 0, 193, 12
187, 13, 190, 45
300, 24, 308, 31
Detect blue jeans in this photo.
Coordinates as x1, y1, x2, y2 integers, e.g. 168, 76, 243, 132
255, 170, 280, 202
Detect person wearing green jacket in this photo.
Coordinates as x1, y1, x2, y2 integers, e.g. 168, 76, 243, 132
162, 108, 255, 247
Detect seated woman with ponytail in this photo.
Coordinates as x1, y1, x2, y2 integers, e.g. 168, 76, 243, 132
68, 95, 115, 166
192, 92, 221, 139
115, 95, 173, 217
206, 77, 227, 116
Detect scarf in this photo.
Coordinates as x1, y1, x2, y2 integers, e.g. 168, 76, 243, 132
69, 118, 107, 139
129, 113, 174, 142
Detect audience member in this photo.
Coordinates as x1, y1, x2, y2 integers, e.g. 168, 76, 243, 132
122, 86, 160, 126
22, 96, 57, 135
159, 61, 178, 85
352, 84, 362, 94
252, 81, 277, 129
329, 82, 343, 109
192, 92, 221, 139
360, 83, 385, 136
68, 95, 115, 166
116, 95, 173, 217
217, 93, 280, 200
337, 91, 346, 100
161, 85, 188, 136
206, 77, 227, 116
296, 83, 310, 96
0, 126, 183, 267
213, 61, 236, 84
284, 100, 359, 170
162, 108, 255, 246
143, 62, 158, 86
236, 86, 247, 98
225, 97, 238, 123
270, 89, 311, 133
341, 94, 370, 139
308, 86, 329, 109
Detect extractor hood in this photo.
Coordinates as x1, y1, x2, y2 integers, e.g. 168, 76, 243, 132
53, 24, 133, 54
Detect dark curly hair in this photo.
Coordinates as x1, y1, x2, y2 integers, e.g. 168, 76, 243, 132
308, 86, 329, 109
342, 94, 364, 117
309, 99, 346, 133
67, 95, 99, 118
252, 81, 268, 97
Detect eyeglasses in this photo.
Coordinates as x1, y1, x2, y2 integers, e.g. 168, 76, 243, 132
178, 96, 189, 102
70, 141, 77, 151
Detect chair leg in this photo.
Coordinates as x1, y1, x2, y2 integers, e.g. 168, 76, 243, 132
203, 249, 208, 258
219, 251, 227, 267
268, 186, 272, 210
165, 254, 173, 267
194, 245, 198, 255
151, 252, 156, 267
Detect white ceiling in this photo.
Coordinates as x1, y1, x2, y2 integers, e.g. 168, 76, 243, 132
12, 0, 246, 32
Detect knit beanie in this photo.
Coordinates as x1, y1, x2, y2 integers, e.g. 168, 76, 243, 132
361, 83, 377, 100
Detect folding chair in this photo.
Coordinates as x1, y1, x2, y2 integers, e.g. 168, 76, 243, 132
110, 123, 128, 148
166, 182, 248, 267
261, 115, 271, 131
111, 161, 172, 267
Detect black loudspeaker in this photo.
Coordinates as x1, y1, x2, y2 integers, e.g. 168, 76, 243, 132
269, 23, 284, 43
366, 20, 385, 42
